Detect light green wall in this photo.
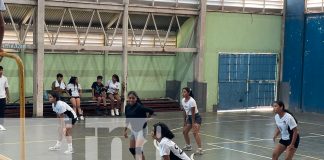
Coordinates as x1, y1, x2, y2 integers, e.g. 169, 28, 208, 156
204, 12, 282, 111
175, 17, 195, 96
2, 53, 175, 101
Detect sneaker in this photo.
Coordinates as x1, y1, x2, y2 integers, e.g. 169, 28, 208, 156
182, 145, 192, 151
0, 125, 6, 131
111, 109, 115, 116
195, 148, 203, 155
115, 108, 119, 116
80, 116, 84, 121
64, 148, 74, 154
49, 144, 61, 151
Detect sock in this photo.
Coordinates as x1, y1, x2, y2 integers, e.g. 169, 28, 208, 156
68, 143, 73, 149
56, 141, 62, 146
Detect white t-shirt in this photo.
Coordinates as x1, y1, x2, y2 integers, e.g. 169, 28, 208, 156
275, 113, 298, 140
181, 97, 199, 115
106, 80, 120, 94
52, 100, 77, 119
66, 83, 82, 97
0, 75, 9, 99
54, 80, 66, 90
159, 137, 190, 160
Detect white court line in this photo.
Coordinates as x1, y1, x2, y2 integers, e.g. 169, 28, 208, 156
206, 143, 272, 159
0, 136, 124, 146
299, 121, 324, 127
200, 133, 324, 160
309, 133, 324, 137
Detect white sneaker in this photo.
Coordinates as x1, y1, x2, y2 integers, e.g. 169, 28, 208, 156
0, 125, 6, 131
111, 109, 115, 116
79, 116, 84, 121
49, 144, 61, 151
64, 148, 74, 154
182, 144, 192, 151
195, 148, 203, 155
115, 109, 119, 116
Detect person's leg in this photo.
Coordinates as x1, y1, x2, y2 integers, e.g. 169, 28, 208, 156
70, 98, 77, 114
182, 124, 192, 150
64, 124, 73, 154
193, 124, 202, 148
114, 94, 121, 115
0, 98, 5, 125
108, 94, 115, 116
49, 119, 64, 150
101, 94, 108, 115
96, 96, 102, 115
76, 98, 83, 119
285, 147, 297, 160
135, 131, 146, 160
272, 143, 286, 160
129, 137, 136, 159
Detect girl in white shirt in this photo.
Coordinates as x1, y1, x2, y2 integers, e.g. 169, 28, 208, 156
181, 87, 203, 155
48, 92, 77, 154
66, 76, 84, 120
152, 122, 191, 160
272, 100, 300, 160
105, 74, 121, 116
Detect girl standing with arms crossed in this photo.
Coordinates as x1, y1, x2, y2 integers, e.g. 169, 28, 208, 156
181, 87, 203, 155
48, 92, 77, 154
66, 76, 84, 120
272, 101, 300, 160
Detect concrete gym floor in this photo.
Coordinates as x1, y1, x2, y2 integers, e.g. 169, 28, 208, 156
0, 111, 324, 160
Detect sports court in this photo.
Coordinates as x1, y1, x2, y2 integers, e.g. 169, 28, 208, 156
0, 112, 324, 159
0, 0, 323, 160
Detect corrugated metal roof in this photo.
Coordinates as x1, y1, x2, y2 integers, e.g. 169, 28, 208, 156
3, 4, 189, 32
3, 5, 34, 23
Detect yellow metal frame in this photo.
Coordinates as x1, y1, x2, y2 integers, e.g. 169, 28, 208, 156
0, 51, 25, 160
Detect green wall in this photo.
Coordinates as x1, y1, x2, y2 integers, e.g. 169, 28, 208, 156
177, 13, 282, 112
204, 13, 282, 111
1, 53, 175, 101
175, 17, 195, 97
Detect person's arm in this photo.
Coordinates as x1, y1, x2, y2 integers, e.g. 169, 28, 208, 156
273, 127, 280, 142
162, 155, 171, 160
142, 106, 154, 118
288, 127, 298, 149
5, 87, 9, 103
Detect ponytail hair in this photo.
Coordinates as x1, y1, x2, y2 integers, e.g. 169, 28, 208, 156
182, 87, 194, 98
273, 100, 298, 123
128, 91, 142, 104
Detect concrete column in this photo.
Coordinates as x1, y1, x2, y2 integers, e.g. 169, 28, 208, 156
33, 0, 45, 117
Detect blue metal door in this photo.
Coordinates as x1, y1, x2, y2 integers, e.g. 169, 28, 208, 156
218, 53, 277, 110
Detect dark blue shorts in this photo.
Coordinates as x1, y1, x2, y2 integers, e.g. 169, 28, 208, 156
186, 113, 202, 125
279, 135, 300, 148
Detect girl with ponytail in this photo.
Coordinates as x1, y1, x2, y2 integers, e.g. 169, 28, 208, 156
272, 100, 300, 160
181, 87, 203, 155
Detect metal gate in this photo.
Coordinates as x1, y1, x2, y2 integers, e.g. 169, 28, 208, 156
218, 53, 278, 110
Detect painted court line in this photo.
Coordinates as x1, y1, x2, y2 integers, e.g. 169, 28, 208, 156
206, 143, 272, 159
200, 133, 324, 160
